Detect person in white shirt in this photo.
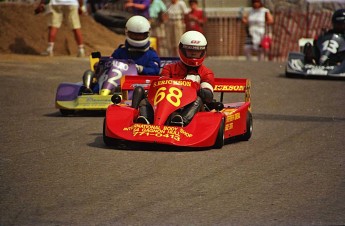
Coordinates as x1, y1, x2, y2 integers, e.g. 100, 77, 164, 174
242, 0, 274, 61
35, 0, 86, 57
165, 0, 188, 56
149, 0, 168, 56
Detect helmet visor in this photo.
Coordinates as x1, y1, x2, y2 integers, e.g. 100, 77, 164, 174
182, 44, 206, 59
127, 31, 149, 41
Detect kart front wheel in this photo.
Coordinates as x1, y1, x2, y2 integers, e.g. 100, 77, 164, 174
213, 118, 225, 149
103, 119, 118, 147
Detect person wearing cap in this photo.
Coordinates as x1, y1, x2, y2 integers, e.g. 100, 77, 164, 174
132, 30, 214, 126
242, 0, 274, 61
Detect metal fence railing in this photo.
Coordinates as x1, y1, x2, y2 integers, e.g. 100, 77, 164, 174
269, 10, 334, 62
202, 9, 340, 62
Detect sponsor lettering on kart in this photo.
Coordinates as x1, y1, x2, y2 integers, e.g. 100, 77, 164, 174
123, 124, 192, 142
214, 85, 246, 92
103, 76, 252, 149
304, 64, 336, 75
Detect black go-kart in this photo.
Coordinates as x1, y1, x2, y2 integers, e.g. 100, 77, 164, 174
285, 32, 345, 79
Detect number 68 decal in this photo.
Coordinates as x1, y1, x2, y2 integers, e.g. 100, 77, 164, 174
154, 87, 183, 107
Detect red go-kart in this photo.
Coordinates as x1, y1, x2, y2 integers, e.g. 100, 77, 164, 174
103, 75, 252, 149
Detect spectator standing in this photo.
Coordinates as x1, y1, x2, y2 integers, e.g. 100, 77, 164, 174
149, 0, 166, 20
185, 0, 206, 33
125, 0, 151, 19
165, 0, 188, 56
149, 0, 168, 56
35, 0, 86, 57
242, 0, 273, 61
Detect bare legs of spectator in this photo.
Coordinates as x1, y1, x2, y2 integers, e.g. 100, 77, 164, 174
151, 22, 168, 57
244, 45, 265, 61
166, 20, 185, 57
42, 26, 85, 57
258, 48, 264, 61
73, 28, 85, 57
41, 26, 58, 56
244, 44, 252, 61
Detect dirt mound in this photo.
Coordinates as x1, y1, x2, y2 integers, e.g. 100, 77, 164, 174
0, 3, 125, 57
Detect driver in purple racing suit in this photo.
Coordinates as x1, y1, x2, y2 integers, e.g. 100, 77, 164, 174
304, 8, 345, 66
82, 15, 160, 93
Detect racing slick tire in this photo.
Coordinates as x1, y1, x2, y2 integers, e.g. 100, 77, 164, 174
240, 111, 253, 141
213, 117, 225, 149
60, 109, 75, 116
93, 9, 132, 34
103, 119, 118, 147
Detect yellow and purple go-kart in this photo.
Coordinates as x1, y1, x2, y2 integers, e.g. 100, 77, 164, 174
55, 52, 139, 115
55, 52, 179, 115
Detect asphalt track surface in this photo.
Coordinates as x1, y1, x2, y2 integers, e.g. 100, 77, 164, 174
1, 55, 344, 225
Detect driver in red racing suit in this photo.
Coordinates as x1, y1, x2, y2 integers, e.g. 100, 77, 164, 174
132, 30, 215, 126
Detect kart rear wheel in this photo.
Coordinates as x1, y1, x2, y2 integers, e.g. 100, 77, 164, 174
213, 118, 225, 149
240, 111, 253, 141
103, 119, 118, 147
60, 109, 75, 116
93, 9, 131, 34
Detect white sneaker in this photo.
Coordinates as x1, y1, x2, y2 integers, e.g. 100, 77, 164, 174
41, 49, 53, 56
77, 48, 85, 57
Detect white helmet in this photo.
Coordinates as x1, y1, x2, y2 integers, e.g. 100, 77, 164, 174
125, 15, 151, 47
178, 31, 207, 67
